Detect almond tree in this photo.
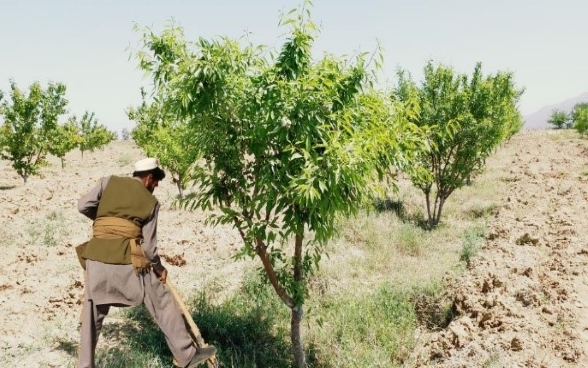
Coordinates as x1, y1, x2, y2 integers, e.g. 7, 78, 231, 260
393, 62, 523, 228
127, 90, 198, 198
74, 111, 116, 158
548, 109, 569, 129
0, 81, 68, 183
134, 4, 420, 366
572, 102, 588, 137
46, 119, 81, 168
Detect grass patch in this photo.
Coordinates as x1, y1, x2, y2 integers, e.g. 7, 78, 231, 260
396, 223, 427, 256
98, 307, 176, 367
460, 225, 486, 266
466, 203, 500, 219
91, 273, 453, 368
304, 282, 456, 368
190, 274, 292, 368
117, 155, 133, 167
26, 210, 68, 247
308, 286, 419, 367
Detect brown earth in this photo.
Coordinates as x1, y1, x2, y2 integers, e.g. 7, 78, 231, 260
2, 130, 588, 367
0, 142, 249, 367
411, 130, 588, 367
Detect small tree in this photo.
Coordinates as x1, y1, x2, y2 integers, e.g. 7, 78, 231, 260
46, 119, 80, 168
74, 111, 116, 158
572, 102, 588, 137
547, 109, 569, 129
0, 81, 68, 183
134, 5, 419, 366
128, 90, 198, 198
393, 61, 523, 228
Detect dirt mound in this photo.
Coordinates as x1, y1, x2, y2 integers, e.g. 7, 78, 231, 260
412, 131, 588, 367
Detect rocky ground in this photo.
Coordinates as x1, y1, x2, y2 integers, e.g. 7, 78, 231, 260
2, 130, 588, 367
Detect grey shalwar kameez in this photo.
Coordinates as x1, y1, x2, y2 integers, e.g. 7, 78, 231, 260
77, 176, 196, 368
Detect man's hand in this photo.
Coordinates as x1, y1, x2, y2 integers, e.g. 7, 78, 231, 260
156, 267, 168, 284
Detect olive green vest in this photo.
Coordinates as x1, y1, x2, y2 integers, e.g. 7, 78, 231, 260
81, 176, 158, 265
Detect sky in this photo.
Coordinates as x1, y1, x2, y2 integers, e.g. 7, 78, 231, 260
1, 0, 587, 133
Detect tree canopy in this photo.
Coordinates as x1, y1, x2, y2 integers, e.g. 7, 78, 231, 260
133, 4, 421, 366
0, 81, 68, 182
393, 61, 523, 227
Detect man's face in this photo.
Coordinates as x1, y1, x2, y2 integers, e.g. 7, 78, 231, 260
146, 174, 160, 193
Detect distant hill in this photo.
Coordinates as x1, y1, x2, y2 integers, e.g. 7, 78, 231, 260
523, 92, 588, 130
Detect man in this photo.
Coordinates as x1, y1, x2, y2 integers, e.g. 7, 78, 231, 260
76, 157, 216, 368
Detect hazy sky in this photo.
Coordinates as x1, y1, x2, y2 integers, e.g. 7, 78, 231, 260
1, 0, 586, 132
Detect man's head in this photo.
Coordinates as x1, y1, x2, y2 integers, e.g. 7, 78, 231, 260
133, 158, 166, 193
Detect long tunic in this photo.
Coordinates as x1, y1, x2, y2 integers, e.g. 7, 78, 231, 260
77, 176, 165, 305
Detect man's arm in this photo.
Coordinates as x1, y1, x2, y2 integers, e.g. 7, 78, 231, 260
77, 176, 110, 220
141, 203, 166, 279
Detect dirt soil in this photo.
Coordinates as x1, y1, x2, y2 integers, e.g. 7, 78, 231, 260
2, 130, 588, 367
411, 130, 588, 367
0, 142, 248, 367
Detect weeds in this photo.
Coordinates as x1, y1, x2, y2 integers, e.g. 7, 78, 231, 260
460, 225, 486, 266
26, 210, 68, 247
190, 273, 292, 368
307, 285, 451, 367
396, 223, 426, 256
117, 155, 133, 167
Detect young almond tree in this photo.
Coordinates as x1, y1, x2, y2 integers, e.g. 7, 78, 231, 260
127, 90, 198, 198
47, 119, 81, 168
73, 111, 116, 158
393, 62, 523, 228
0, 81, 68, 183
547, 109, 569, 129
134, 5, 420, 367
571, 102, 588, 137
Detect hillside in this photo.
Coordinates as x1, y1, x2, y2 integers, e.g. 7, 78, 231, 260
524, 92, 588, 129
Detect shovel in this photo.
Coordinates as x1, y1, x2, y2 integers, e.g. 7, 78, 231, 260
166, 280, 218, 368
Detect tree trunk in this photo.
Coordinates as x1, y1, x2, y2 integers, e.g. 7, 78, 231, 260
61, 158, 65, 169
255, 234, 307, 367
291, 306, 306, 368
290, 234, 306, 367
175, 175, 184, 199
435, 196, 446, 226
424, 190, 432, 226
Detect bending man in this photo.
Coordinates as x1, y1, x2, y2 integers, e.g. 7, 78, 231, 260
76, 157, 215, 368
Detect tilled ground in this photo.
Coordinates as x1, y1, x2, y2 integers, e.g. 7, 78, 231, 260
2, 131, 588, 367
0, 142, 247, 367
412, 131, 588, 367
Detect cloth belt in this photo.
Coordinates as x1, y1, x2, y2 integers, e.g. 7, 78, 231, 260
76, 217, 150, 274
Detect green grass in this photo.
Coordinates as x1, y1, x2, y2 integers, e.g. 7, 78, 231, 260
307, 286, 419, 367
88, 273, 454, 368
460, 225, 486, 266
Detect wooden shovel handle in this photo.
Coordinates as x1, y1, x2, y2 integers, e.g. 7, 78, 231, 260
166, 280, 217, 368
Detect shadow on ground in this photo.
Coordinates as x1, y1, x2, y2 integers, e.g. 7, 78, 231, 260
373, 197, 430, 229
67, 293, 294, 368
